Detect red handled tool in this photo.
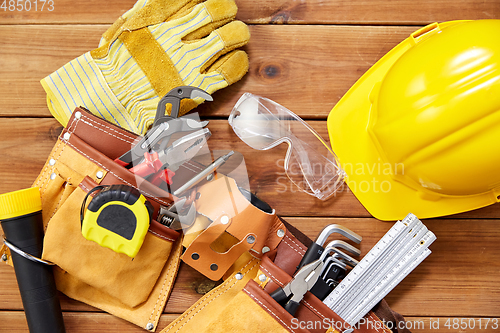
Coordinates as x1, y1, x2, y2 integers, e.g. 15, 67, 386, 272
129, 128, 211, 186
116, 87, 212, 168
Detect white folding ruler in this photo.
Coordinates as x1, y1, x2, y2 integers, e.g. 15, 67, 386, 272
323, 213, 436, 326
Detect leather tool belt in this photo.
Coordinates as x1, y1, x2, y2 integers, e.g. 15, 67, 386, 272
162, 220, 408, 333
1, 108, 410, 332
2, 108, 184, 330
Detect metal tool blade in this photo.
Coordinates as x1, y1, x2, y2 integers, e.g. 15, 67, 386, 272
190, 89, 213, 102
290, 259, 323, 301
158, 128, 211, 171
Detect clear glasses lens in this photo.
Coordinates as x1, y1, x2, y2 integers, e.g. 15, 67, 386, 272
229, 93, 345, 200
229, 95, 283, 150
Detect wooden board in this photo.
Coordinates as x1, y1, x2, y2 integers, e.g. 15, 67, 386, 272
0, 24, 415, 118
395, 317, 500, 333
1, 0, 499, 332
0, 312, 178, 332
1, 118, 500, 219
2, 312, 499, 333
2, 217, 500, 318
5, 23, 500, 119
0, 0, 498, 25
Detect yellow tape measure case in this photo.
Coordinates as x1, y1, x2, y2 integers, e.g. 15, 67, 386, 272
81, 185, 153, 258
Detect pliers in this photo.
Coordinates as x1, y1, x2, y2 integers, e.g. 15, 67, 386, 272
128, 128, 211, 184
116, 86, 212, 168
270, 259, 324, 316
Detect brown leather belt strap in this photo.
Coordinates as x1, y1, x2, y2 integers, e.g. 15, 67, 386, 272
181, 175, 286, 280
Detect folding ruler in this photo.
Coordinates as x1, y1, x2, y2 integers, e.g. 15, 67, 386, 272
323, 213, 436, 326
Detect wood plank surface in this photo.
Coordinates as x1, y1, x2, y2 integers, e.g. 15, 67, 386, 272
5, 23, 500, 119
0, 24, 416, 118
2, 218, 500, 317
2, 312, 499, 333
1, 117, 500, 219
1, 0, 499, 332
396, 317, 500, 333
0, 0, 498, 25
0, 311, 178, 332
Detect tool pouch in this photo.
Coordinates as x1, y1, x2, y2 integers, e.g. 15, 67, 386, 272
162, 221, 409, 333
245, 256, 392, 333
1, 108, 184, 331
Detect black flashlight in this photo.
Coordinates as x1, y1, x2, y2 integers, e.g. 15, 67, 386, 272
0, 187, 66, 333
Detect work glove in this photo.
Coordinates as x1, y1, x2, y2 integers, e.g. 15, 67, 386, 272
41, 0, 250, 134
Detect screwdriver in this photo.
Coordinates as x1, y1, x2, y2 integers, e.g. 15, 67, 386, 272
173, 151, 234, 196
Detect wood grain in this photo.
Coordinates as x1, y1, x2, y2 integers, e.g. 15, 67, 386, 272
2, 311, 499, 333
5, 23, 500, 120
400, 317, 500, 333
1, 1, 500, 330
237, 0, 500, 25
1, 117, 500, 219
2, 218, 500, 317
0, 311, 178, 332
0, 0, 497, 25
0, 24, 415, 118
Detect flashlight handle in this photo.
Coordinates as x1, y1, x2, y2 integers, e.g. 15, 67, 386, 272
1, 211, 66, 333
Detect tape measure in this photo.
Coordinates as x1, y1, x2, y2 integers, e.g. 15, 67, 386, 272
80, 185, 153, 258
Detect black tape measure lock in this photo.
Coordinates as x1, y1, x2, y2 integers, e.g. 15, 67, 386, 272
80, 185, 153, 258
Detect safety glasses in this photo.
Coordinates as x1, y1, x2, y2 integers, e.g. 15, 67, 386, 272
229, 93, 345, 200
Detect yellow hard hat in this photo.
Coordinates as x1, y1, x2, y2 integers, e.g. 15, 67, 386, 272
328, 20, 500, 221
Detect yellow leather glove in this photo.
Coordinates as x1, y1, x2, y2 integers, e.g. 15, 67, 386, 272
41, 0, 250, 134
